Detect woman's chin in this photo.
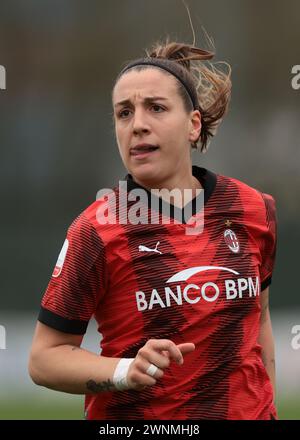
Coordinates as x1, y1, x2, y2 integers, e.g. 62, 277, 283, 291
129, 163, 162, 187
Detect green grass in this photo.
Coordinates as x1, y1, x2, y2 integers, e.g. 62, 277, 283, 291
0, 399, 83, 420
0, 398, 299, 420
277, 399, 300, 420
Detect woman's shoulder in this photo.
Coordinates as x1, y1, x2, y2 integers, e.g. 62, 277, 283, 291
67, 187, 120, 239
218, 172, 274, 201
216, 171, 275, 221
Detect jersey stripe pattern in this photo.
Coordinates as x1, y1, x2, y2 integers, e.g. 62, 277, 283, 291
38, 167, 277, 420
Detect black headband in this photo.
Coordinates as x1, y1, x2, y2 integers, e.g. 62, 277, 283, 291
117, 58, 200, 110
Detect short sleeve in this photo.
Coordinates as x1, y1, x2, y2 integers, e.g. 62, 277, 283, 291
260, 193, 277, 291
38, 213, 107, 334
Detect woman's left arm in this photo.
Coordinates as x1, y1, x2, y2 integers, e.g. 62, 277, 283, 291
258, 287, 276, 399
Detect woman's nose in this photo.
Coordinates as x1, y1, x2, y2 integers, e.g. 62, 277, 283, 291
132, 109, 150, 135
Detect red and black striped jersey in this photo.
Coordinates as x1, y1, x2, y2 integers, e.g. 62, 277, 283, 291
38, 166, 277, 420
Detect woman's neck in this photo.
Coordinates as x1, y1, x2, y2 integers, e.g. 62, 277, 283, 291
133, 170, 202, 209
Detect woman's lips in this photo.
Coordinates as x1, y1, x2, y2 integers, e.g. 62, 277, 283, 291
130, 145, 159, 159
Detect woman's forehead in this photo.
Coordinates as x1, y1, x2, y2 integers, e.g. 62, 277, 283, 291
113, 68, 178, 103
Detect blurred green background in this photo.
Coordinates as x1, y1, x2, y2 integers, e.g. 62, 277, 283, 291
0, 0, 299, 419
0, 397, 298, 420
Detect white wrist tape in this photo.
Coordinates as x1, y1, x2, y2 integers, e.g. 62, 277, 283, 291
113, 358, 135, 391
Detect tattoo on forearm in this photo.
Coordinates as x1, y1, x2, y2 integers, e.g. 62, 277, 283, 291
86, 379, 115, 393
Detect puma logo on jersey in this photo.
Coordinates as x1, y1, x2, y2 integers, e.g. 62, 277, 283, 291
138, 241, 162, 255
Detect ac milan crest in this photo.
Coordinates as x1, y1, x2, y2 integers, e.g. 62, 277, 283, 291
224, 229, 239, 253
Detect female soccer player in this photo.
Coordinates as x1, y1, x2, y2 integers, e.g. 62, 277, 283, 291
29, 39, 277, 420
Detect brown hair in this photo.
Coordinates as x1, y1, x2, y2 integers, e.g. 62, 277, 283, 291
116, 38, 232, 152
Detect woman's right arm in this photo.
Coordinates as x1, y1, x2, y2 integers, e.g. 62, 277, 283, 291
28, 321, 195, 395
28, 321, 121, 394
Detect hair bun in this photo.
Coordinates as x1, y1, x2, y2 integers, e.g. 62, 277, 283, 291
148, 41, 214, 71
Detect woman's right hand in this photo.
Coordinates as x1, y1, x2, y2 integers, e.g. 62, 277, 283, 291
126, 339, 195, 390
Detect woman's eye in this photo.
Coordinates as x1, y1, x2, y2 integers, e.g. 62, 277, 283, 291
151, 104, 164, 112
119, 109, 131, 118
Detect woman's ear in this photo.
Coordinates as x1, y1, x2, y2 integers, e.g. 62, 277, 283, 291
189, 110, 201, 143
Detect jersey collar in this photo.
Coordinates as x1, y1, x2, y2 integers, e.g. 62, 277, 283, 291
124, 166, 217, 224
